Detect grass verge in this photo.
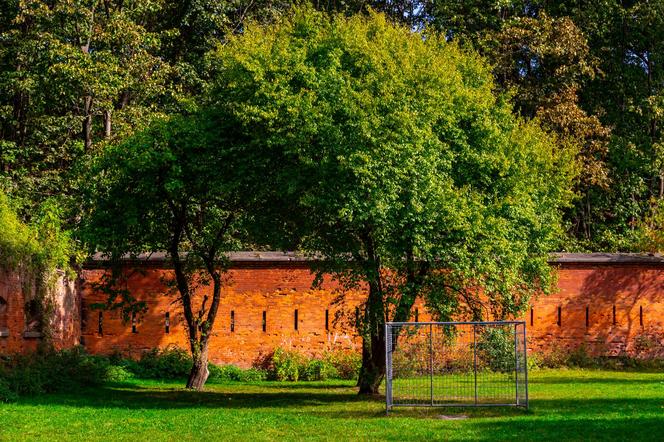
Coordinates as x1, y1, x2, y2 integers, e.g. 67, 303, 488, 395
0, 369, 662, 441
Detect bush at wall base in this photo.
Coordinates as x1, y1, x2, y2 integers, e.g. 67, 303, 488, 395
260, 347, 361, 381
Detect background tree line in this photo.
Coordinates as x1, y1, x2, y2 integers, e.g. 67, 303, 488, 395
1, 0, 663, 252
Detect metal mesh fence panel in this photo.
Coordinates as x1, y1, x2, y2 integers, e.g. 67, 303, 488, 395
385, 321, 528, 411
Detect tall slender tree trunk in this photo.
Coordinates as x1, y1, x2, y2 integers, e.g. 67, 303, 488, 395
187, 340, 210, 390
356, 244, 427, 395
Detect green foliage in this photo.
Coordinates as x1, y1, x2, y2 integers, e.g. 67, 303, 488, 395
475, 327, 516, 373
322, 350, 362, 380
635, 198, 664, 252
213, 5, 575, 309
269, 348, 306, 382
529, 342, 664, 371
80, 108, 255, 388
303, 359, 339, 382
0, 376, 19, 403
110, 347, 266, 382
0, 189, 77, 275
0, 347, 112, 400
210, 6, 576, 390
0, 191, 39, 268
208, 364, 267, 382
424, 1, 664, 252
2, 0, 664, 256
129, 347, 194, 380
104, 365, 135, 383
263, 348, 360, 382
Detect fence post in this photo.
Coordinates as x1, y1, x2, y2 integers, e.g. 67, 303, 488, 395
430, 323, 434, 406
514, 322, 519, 406
385, 322, 390, 415
473, 324, 478, 405
523, 322, 529, 410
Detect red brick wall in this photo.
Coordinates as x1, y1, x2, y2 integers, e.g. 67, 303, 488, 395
0, 268, 41, 353
527, 264, 664, 358
3, 261, 663, 364
79, 261, 664, 366
0, 268, 39, 353
80, 264, 371, 367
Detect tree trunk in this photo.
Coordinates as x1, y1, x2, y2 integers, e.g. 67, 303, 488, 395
357, 280, 386, 395
357, 328, 386, 395
83, 96, 93, 151
103, 109, 111, 138
186, 341, 210, 390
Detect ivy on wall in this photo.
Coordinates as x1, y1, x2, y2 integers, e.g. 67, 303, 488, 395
0, 192, 79, 342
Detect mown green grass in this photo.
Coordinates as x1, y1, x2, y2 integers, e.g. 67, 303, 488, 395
1, 369, 662, 441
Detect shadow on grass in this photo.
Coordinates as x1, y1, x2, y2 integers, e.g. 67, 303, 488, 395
446, 416, 664, 442
229, 381, 355, 390
529, 376, 664, 385
20, 384, 375, 412
18, 382, 664, 419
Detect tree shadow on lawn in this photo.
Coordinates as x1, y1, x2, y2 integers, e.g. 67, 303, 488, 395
444, 415, 664, 442
528, 376, 664, 385
20, 383, 664, 422
23, 384, 376, 413
212, 381, 354, 390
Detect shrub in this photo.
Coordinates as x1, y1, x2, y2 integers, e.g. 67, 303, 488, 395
537, 344, 570, 368
303, 359, 338, 381
262, 348, 360, 381
271, 348, 306, 381
0, 347, 111, 398
209, 364, 267, 382
567, 344, 597, 368
114, 347, 266, 382
0, 376, 18, 403
131, 347, 192, 379
322, 350, 361, 380
105, 365, 134, 382
475, 327, 516, 373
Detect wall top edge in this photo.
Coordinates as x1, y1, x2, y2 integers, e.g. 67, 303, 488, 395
82, 251, 664, 269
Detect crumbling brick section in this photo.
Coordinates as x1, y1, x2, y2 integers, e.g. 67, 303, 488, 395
0, 267, 79, 353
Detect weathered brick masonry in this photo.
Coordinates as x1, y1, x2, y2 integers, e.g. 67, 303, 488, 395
0, 269, 78, 354
1, 253, 663, 365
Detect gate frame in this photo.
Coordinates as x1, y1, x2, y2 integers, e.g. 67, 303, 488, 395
385, 320, 529, 413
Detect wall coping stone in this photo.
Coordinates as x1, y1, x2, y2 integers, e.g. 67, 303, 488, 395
84, 251, 664, 268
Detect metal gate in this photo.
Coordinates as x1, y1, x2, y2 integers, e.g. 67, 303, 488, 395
385, 321, 528, 412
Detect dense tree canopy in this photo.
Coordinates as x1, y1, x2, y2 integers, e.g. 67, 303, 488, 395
209, 7, 576, 393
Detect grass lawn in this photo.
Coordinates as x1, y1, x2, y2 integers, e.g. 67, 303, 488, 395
1, 369, 663, 441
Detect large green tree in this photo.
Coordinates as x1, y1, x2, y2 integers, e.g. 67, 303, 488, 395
209, 7, 576, 393
81, 113, 256, 390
